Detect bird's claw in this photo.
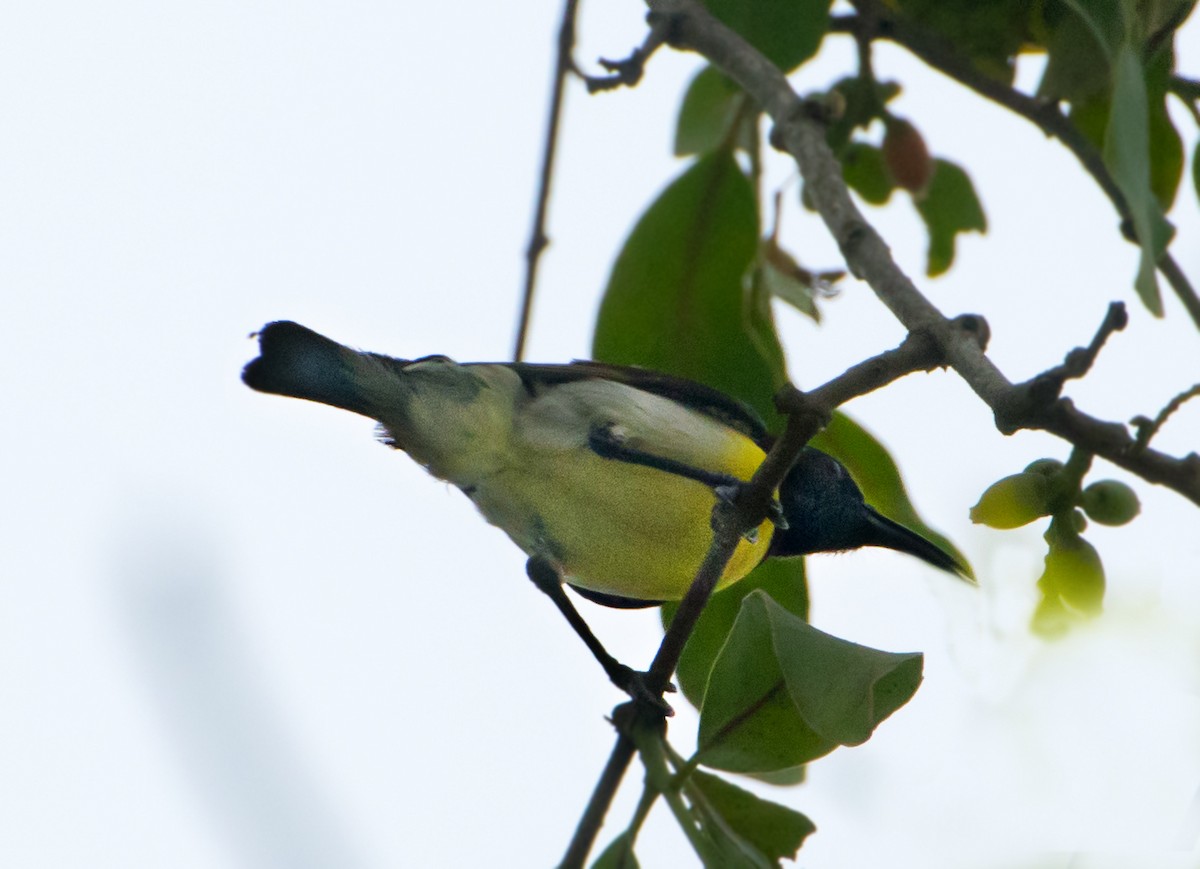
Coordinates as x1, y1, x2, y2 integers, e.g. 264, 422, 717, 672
713, 481, 789, 537
609, 664, 675, 717
765, 497, 788, 530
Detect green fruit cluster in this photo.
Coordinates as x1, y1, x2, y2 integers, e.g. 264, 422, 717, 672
970, 457, 1139, 637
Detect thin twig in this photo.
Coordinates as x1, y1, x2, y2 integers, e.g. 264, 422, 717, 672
560, 723, 639, 868
580, 25, 669, 93
1169, 75, 1200, 125
1157, 254, 1200, 326
1015, 302, 1129, 409
622, 778, 662, 853
1132, 383, 1200, 450
513, 0, 581, 362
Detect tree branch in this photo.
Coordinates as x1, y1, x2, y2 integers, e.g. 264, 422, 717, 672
560, 725, 639, 868
641, 0, 1200, 506
1131, 383, 1200, 450
557, 6, 1200, 862
1169, 74, 1200, 125
513, 0, 581, 362
577, 23, 669, 93
1012, 302, 1129, 412
833, 2, 1200, 329
559, 326, 957, 866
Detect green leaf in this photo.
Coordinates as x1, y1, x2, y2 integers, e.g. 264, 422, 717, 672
1144, 0, 1200, 39
841, 141, 896, 205
1104, 44, 1174, 315
756, 239, 843, 323
696, 594, 835, 774
690, 770, 817, 862
811, 413, 971, 576
664, 562, 812, 788
703, 0, 834, 73
1037, 1, 1113, 101
1075, 86, 1186, 215
696, 591, 923, 773
1053, 0, 1199, 57
1068, 88, 1111, 153
675, 66, 744, 157
1043, 6, 1185, 313
758, 257, 817, 321
1147, 98, 1183, 210
913, 158, 987, 277
891, 0, 1031, 81
1144, 45, 1185, 210
591, 833, 639, 869
687, 809, 776, 869
593, 152, 786, 427
825, 77, 901, 150
1192, 139, 1200, 204
747, 261, 794, 366
1048, 0, 1124, 56
749, 765, 807, 786
662, 558, 808, 711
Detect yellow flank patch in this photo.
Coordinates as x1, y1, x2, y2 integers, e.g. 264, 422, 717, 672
437, 373, 779, 602
478, 431, 773, 602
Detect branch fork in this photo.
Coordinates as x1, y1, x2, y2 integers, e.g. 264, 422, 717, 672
560, 331, 952, 867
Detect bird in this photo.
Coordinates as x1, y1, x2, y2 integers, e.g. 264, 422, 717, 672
242, 321, 967, 699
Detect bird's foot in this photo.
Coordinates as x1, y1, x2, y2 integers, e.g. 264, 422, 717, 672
607, 663, 676, 717
713, 481, 788, 538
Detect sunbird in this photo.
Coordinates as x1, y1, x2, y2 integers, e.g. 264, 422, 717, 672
243, 321, 966, 697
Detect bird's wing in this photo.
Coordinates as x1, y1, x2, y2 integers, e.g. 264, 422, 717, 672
502, 360, 772, 446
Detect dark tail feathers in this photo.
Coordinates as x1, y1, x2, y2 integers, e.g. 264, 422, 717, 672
242, 321, 372, 417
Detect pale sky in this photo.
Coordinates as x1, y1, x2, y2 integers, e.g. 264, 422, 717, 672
3, 2, 1199, 867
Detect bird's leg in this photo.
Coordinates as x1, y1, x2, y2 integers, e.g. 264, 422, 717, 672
588, 424, 787, 533
524, 556, 674, 716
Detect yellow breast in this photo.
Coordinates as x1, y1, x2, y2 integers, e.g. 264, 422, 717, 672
471, 379, 773, 601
